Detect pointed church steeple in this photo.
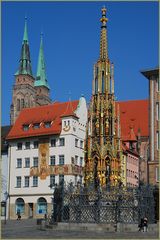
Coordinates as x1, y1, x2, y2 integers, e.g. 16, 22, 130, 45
99, 6, 108, 61
15, 17, 33, 76
34, 33, 50, 89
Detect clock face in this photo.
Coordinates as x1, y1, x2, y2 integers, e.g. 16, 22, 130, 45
63, 125, 71, 132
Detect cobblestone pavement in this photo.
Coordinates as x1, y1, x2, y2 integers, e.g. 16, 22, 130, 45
1, 220, 159, 239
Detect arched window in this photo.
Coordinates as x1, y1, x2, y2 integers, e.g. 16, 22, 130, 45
102, 71, 105, 93
37, 197, 47, 214
15, 198, 25, 214
17, 99, 20, 111
21, 99, 25, 109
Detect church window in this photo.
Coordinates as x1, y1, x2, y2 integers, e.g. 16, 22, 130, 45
102, 71, 105, 93
21, 99, 25, 109
17, 99, 20, 111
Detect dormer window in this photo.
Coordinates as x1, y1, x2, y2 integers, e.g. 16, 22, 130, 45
33, 123, 40, 129
23, 124, 29, 131
44, 122, 51, 128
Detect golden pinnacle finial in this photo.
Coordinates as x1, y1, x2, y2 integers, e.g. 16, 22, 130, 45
100, 6, 108, 24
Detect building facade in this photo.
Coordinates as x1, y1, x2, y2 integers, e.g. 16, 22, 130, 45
1, 126, 11, 220
141, 68, 159, 185
10, 19, 51, 125
7, 97, 87, 219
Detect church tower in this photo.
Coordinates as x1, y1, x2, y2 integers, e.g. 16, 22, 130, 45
10, 18, 36, 125
34, 33, 51, 105
10, 19, 52, 125
84, 7, 122, 187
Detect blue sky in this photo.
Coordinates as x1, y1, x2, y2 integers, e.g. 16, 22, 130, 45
2, 1, 158, 126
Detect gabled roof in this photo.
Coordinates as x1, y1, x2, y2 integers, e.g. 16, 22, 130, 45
7, 100, 79, 140
117, 99, 149, 139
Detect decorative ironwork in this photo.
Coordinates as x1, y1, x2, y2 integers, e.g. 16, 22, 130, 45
50, 183, 156, 224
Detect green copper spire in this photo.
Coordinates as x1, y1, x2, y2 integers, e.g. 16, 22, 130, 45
23, 16, 28, 42
15, 17, 33, 76
34, 33, 50, 89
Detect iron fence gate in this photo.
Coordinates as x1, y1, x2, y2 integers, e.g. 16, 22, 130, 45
51, 184, 156, 224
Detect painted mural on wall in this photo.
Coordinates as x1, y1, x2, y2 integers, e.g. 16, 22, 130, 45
38, 139, 50, 179
30, 164, 83, 177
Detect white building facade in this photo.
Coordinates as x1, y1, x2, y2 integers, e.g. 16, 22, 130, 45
7, 97, 87, 219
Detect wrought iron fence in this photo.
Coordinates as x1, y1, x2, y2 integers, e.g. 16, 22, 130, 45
51, 183, 156, 224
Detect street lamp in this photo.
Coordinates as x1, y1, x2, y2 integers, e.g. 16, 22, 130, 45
4, 191, 9, 224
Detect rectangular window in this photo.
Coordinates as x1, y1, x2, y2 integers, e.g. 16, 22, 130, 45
17, 142, 22, 150
157, 79, 160, 92
44, 122, 51, 128
50, 155, 55, 165
23, 125, 29, 131
50, 175, 55, 186
156, 167, 159, 182
156, 103, 159, 121
24, 176, 29, 187
33, 157, 38, 167
59, 174, 64, 184
75, 139, 78, 147
16, 176, 21, 188
25, 158, 30, 168
59, 155, 64, 165
157, 131, 160, 150
17, 158, 22, 168
33, 141, 39, 149
59, 138, 65, 146
33, 123, 40, 129
51, 139, 56, 147
80, 140, 83, 149
25, 141, 30, 149
80, 157, 83, 166
33, 176, 38, 187
75, 155, 78, 165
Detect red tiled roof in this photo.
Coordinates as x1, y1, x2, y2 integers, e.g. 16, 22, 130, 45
7, 100, 79, 140
117, 99, 149, 139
